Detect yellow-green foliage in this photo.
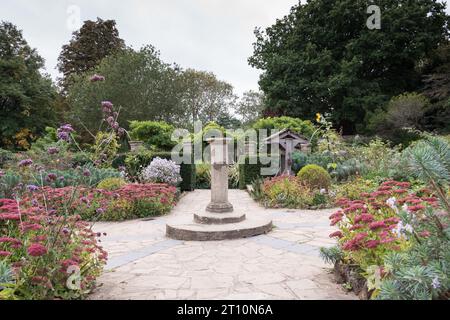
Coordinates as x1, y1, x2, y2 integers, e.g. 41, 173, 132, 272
297, 164, 331, 190
333, 178, 378, 201
97, 177, 127, 191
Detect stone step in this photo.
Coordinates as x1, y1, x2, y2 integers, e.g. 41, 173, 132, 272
166, 211, 273, 241
194, 212, 246, 224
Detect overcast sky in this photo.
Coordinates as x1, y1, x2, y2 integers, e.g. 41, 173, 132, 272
1, 0, 449, 96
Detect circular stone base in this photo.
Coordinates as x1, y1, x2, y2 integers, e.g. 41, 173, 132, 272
194, 212, 246, 225
166, 213, 273, 241
206, 202, 234, 213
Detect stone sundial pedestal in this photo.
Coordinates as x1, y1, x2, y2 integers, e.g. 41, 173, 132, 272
166, 138, 272, 241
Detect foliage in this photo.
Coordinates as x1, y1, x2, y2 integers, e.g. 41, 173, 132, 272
333, 178, 378, 201
249, 0, 448, 134
91, 131, 120, 168
367, 93, 428, 145
0, 21, 57, 150
238, 156, 265, 190
327, 180, 441, 298
180, 69, 236, 128
66, 46, 185, 140
252, 117, 316, 139
180, 162, 196, 192
0, 148, 14, 168
140, 157, 182, 186
0, 198, 107, 300
228, 163, 240, 189
235, 90, 265, 125
195, 163, 211, 189
375, 136, 450, 299
261, 175, 333, 209
97, 177, 127, 191
333, 159, 367, 182
129, 120, 176, 151
249, 177, 265, 201
29, 184, 177, 222
57, 18, 125, 93
297, 164, 331, 190
320, 246, 344, 265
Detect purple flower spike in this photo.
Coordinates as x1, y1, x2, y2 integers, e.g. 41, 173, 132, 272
47, 147, 59, 155
19, 159, 33, 167
27, 185, 39, 192
90, 74, 105, 82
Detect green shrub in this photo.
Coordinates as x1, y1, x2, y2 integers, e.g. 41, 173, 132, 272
0, 171, 21, 198
333, 159, 367, 181
180, 163, 196, 191
333, 178, 378, 201
129, 120, 176, 151
97, 177, 127, 191
252, 116, 316, 139
261, 175, 315, 209
195, 163, 211, 189
239, 156, 264, 189
0, 148, 14, 168
297, 164, 331, 190
124, 149, 195, 191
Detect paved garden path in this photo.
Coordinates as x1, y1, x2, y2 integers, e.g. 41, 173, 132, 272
89, 190, 356, 300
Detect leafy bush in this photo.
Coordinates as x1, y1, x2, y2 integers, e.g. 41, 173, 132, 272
140, 157, 181, 186
261, 175, 334, 209
129, 120, 176, 151
333, 178, 378, 201
333, 159, 367, 182
180, 162, 196, 192
195, 163, 211, 189
0, 171, 21, 199
97, 177, 127, 191
238, 156, 271, 189
0, 148, 15, 168
252, 116, 316, 139
228, 163, 240, 189
125, 149, 195, 191
297, 164, 331, 190
0, 198, 107, 299
91, 131, 120, 168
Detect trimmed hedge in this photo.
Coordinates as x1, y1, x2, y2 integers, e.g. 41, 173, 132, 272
239, 156, 264, 190
125, 149, 196, 192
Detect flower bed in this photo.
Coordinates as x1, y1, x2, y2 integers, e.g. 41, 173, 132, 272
259, 175, 335, 209
27, 183, 178, 221
0, 198, 107, 300
321, 180, 444, 299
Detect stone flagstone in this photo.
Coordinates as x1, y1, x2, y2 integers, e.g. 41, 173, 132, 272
89, 189, 356, 300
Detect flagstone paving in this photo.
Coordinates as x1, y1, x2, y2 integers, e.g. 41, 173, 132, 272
89, 190, 356, 300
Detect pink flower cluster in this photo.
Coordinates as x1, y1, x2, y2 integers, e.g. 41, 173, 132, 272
329, 181, 437, 254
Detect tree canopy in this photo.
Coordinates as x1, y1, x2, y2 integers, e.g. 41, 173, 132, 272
249, 0, 449, 134
0, 21, 57, 150
58, 18, 125, 93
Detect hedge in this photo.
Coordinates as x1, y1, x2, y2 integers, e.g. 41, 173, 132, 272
239, 156, 264, 190
125, 149, 196, 192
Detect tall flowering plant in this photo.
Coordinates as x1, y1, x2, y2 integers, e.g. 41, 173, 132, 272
0, 74, 124, 299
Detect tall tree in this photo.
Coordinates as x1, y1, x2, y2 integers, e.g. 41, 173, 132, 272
180, 69, 236, 127
66, 46, 185, 141
0, 21, 57, 150
58, 18, 125, 93
236, 90, 265, 125
249, 0, 449, 134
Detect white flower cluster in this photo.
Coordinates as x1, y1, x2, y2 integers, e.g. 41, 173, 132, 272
140, 157, 182, 186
